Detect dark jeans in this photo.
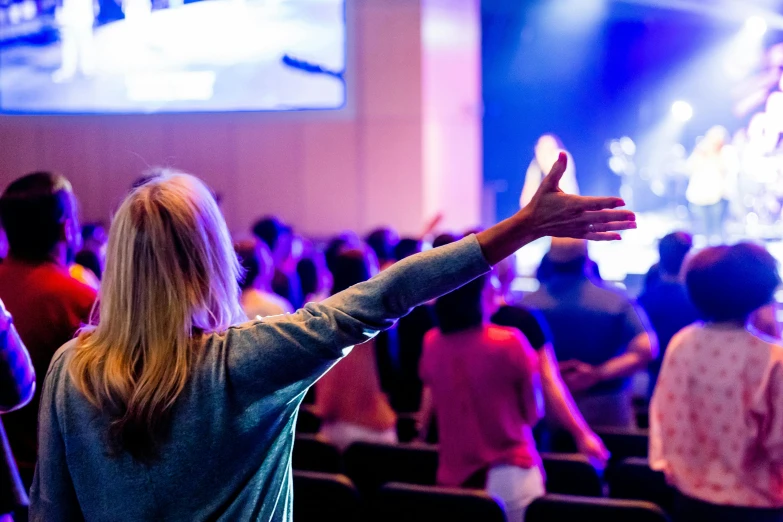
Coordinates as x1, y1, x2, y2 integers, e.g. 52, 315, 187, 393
690, 200, 726, 240
674, 492, 783, 522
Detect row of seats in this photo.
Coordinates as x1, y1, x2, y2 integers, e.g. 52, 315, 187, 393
293, 471, 670, 522
292, 438, 674, 512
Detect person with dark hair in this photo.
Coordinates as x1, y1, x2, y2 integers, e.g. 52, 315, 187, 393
638, 232, 700, 395
419, 274, 545, 521
316, 247, 397, 450
522, 238, 656, 428
432, 232, 459, 249
488, 255, 609, 466
651, 243, 783, 522
235, 240, 293, 319
251, 216, 303, 309
296, 252, 331, 304
0, 172, 96, 487
365, 227, 399, 270
393, 238, 423, 261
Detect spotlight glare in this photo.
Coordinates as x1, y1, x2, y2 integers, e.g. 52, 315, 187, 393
744, 15, 768, 37
671, 101, 693, 122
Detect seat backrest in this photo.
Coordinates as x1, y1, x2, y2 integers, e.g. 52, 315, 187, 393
292, 435, 341, 473
292, 471, 361, 522
541, 453, 603, 497
608, 457, 675, 513
295, 404, 321, 434
594, 427, 649, 461
526, 494, 671, 522
371, 482, 506, 522
343, 442, 438, 494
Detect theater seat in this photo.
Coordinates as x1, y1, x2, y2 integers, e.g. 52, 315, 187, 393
526, 494, 671, 522
292, 471, 361, 522
343, 442, 438, 494
371, 482, 505, 522
594, 426, 649, 461
608, 457, 675, 513
541, 453, 603, 497
291, 435, 341, 473
295, 404, 321, 434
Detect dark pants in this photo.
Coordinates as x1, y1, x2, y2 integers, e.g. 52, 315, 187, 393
690, 200, 726, 240
674, 492, 783, 522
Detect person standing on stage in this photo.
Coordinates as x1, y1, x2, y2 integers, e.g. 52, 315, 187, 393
685, 126, 734, 242
520, 134, 579, 208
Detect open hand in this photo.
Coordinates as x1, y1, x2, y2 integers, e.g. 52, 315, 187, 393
522, 152, 636, 241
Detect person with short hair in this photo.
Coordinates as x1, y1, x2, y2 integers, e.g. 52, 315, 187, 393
522, 238, 656, 428
29, 154, 635, 521
638, 232, 700, 395
235, 240, 294, 319
316, 246, 397, 450
651, 243, 783, 522
251, 216, 303, 309
0, 172, 96, 486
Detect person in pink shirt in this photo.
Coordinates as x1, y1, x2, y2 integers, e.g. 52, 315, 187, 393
650, 243, 783, 522
418, 274, 544, 522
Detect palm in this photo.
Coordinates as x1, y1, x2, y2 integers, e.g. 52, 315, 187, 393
525, 153, 636, 241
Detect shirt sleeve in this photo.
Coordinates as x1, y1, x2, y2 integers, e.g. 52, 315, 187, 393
28, 351, 84, 522
0, 324, 35, 413
226, 235, 491, 398
621, 300, 651, 346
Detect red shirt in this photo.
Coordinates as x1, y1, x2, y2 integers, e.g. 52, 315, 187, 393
420, 324, 541, 487
0, 259, 96, 469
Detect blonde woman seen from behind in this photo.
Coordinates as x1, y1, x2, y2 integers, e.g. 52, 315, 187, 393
30, 153, 636, 521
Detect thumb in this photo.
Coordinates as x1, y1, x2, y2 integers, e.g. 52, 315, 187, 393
540, 152, 568, 191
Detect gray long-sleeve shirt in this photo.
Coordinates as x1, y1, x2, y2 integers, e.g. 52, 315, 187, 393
30, 235, 490, 521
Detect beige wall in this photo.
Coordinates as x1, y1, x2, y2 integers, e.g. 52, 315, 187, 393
0, 0, 480, 238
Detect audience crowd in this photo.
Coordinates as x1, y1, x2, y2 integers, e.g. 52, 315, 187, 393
0, 165, 780, 522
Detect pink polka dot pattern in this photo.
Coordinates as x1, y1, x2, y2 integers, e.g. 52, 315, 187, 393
649, 324, 783, 508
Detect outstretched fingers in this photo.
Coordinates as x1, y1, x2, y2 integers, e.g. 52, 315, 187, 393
588, 221, 637, 233
585, 209, 636, 223
540, 152, 568, 191
576, 196, 626, 211
584, 232, 623, 241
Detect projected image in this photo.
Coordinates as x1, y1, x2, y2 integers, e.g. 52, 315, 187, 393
0, 0, 345, 113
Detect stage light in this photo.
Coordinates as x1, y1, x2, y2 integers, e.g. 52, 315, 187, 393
671, 101, 693, 122
744, 16, 768, 37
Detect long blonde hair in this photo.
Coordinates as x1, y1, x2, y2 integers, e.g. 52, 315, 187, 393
69, 172, 245, 460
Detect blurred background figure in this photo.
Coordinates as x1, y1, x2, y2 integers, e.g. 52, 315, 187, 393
522, 238, 656, 428
365, 227, 399, 271
235, 239, 293, 319
637, 232, 700, 395
296, 242, 332, 304
51, 0, 96, 83
651, 243, 783, 522
686, 126, 733, 243
316, 246, 397, 451
252, 216, 303, 309
520, 134, 579, 208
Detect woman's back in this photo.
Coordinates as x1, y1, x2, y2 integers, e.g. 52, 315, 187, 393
37, 324, 321, 521
651, 324, 783, 507
420, 324, 540, 487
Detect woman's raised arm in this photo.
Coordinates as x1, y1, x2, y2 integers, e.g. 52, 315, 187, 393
229, 153, 636, 394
